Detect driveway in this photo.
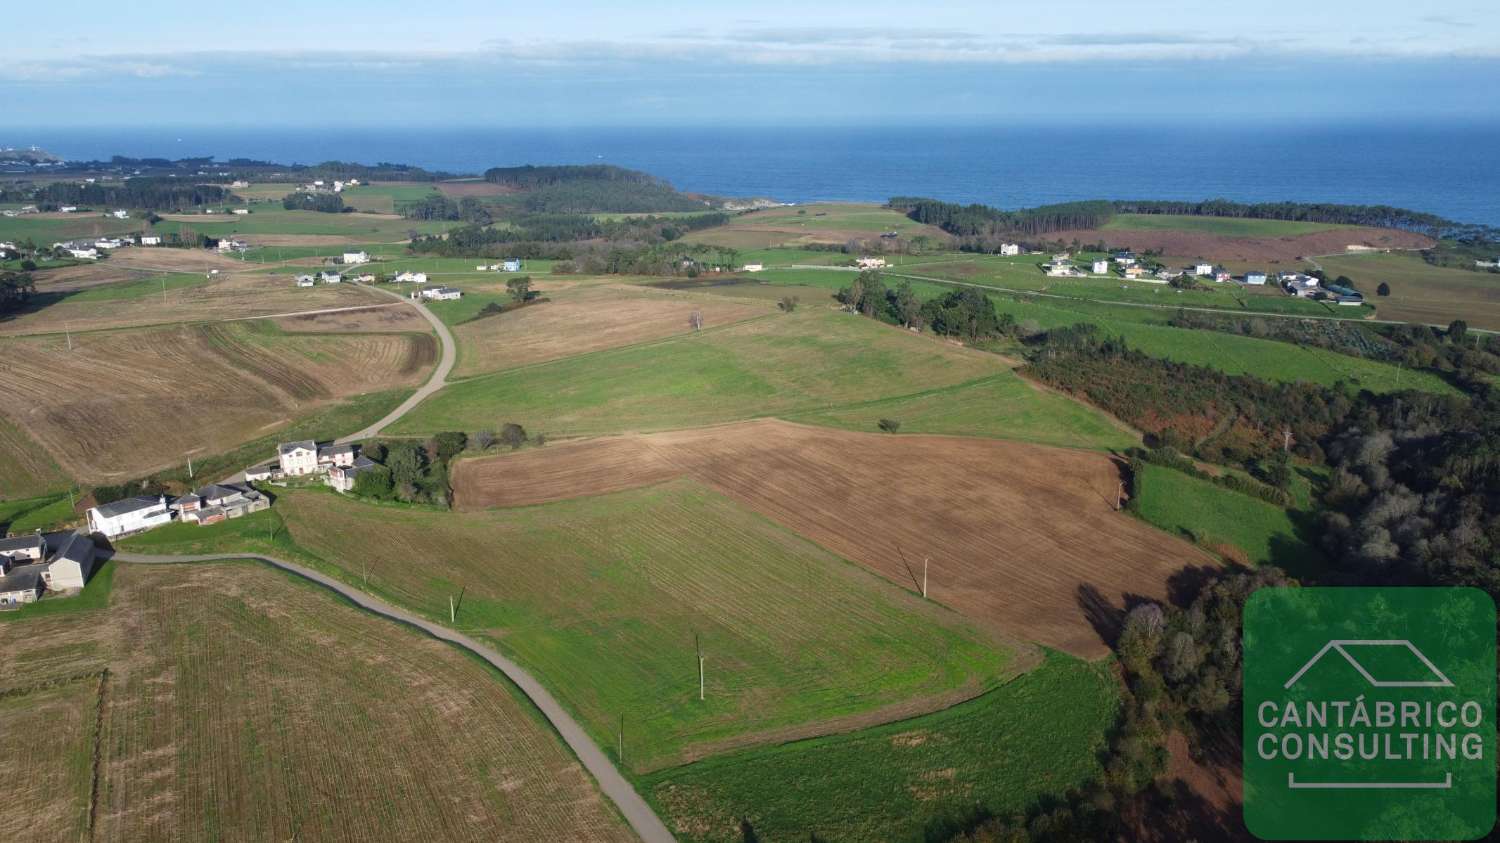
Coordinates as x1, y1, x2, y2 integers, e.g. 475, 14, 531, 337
336, 282, 457, 444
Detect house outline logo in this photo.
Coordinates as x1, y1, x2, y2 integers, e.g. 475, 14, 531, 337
1283, 639, 1454, 691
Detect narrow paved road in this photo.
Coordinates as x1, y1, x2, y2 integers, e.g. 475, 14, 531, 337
108, 550, 676, 843
335, 282, 456, 444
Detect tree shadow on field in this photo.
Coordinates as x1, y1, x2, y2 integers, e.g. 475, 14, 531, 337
1078, 583, 1165, 649
1165, 563, 1238, 607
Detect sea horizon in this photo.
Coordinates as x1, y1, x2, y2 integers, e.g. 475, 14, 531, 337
10, 123, 1500, 225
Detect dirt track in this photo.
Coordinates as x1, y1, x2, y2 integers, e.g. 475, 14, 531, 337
453, 419, 1212, 657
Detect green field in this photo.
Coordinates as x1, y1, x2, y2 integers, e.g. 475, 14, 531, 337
1317, 251, 1500, 331
0, 214, 143, 244
124, 483, 1018, 773
790, 373, 1136, 451
392, 307, 1013, 437
156, 207, 453, 240
1131, 463, 1324, 575
63, 272, 210, 303
1104, 213, 1346, 237
337, 183, 442, 214
643, 651, 1117, 843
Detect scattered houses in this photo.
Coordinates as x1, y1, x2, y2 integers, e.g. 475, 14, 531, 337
87, 495, 173, 539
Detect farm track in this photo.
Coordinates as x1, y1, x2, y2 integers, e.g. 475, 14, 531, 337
335, 283, 455, 444
106, 550, 676, 843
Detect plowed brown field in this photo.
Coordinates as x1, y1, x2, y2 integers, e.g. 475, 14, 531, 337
0, 323, 433, 481
453, 419, 1211, 657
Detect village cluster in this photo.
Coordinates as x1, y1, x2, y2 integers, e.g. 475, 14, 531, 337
0, 440, 380, 610
1038, 249, 1367, 304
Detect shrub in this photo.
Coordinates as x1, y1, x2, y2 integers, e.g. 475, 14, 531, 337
877, 418, 901, 434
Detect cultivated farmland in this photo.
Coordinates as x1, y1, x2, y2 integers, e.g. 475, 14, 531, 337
452, 282, 772, 376
259, 484, 1021, 773
1317, 251, 1500, 330
392, 306, 1012, 436
452, 419, 1212, 656
0, 321, 434, 482
0, 562, 636, 842
684, 203, 949, 249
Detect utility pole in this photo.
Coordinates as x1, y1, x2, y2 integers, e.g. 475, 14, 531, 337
1116, 480, 1126, 511
449, 594, 455, 624
65, 322, 73, 352
696, 633, 705, 702
922, 556, 929, 599
618, 714, 625, 765
187, 456, 194, 479
1282, 428, 1293, 453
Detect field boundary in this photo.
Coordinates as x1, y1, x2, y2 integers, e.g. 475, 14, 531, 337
105, 549, 676, 843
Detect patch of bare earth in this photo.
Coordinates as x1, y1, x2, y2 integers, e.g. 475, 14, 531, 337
1049, 226, 1433, 266
274, 304, 427, 334
436, 180, 522, 198
452, 419, 1211, 657
453, 283, 771, 376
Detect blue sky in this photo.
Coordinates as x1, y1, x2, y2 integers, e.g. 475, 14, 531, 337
6, 1, 1499, 125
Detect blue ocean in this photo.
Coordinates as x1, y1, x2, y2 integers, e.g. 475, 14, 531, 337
15, 124, 1500, 226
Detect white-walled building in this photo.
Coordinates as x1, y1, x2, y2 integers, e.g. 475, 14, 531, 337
741, 263, 765, 272
1091, 259, 1109, 274
417, 286, 462, 301
111, 209, 130, 219
855, 257, 887, 270
999, 243, 1021, 256
277, 440, 320, 476
342, 251, 370, 265
393, 271, 428, 284
87, 496, 173, 538
139, 235, 162, 246
41, 532, 97, 591
1193, 263, 1214, 276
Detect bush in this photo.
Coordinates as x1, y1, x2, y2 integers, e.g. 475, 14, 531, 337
877, 418, 901, 434
499, 422, 528, 449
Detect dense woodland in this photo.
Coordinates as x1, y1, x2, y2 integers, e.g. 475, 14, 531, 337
34, 178, 233, 211
481, 163, 714, 213
409, 211, 729, 257
0, 270, 35, 315
888, 197, 1115, 241
281, 191, 347, 213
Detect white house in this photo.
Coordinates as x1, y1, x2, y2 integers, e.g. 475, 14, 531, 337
1045, 255, 1082, 277
217, 238, 248, 253
232, 208, 250, 215
999, 243, 1021, 256
1122, 265, 1148, 279
393, 271, 428, 284
418, 286, 462, 301
342, 251, 370, 265
40, 531, 97, 591
741, 263, 765, 273
1281, 273, 1321, 298
66, 247, 99, 260
0, 534, 46, 566
1193, 263, 1214, 276
296, 274, 316, 287
94, 238, 124, 250
855, 257, 887, 270
231, 179, 250, 188
320, 271, 342, 284
111, 209, 130, 219
501, 259, 523, 272
277, 440, 320, 476
87, 496, 173, 539
1091, 259, 1109, 274
139, 235, 162, 246
59, 205, 78, 213
0, 566, 43, 607
1243, 271, 1268, 286
318, 443, 358, 470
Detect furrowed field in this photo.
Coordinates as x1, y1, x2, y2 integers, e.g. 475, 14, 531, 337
0, 320, 434, 484
1317, 251, 1500, 331
125, 485, 1021, 773
644, 652, 1118, 843
0, 562, 635, 842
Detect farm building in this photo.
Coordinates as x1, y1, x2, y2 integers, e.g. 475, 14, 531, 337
0, 566, 43, 607
174, 483, 270, 525
59, 205, 77, 213
417, 286, 462, 301
1193, 263, 1214, 276
245, 461, 279, 481
328, 455, 380, 492
1281, 273, 1321, 297
139, 235, 162, 246
394, 271, 428, 284
501, 259, 523, 272
855, 257, 887, 270
999, 243, 1021, 256
87, 495, 173, 538
217, 238, 248, 253
742, 263, 765, 272
278, 440, 320, 476
64, 246, 99, 260
1091, 259, 1109, 274
342, 251, 370, 265
1155, 267, 1182, 281
1122, 265, 1148, 280
1325, 284, 1365, 305
0, 534, 46, 566
1242, 271, 1268, 286
320, 271, 342, 284
40, 531, 97, 591
94, 238, 125, 250
296, 275, 316, 287
111, 209, 129, 219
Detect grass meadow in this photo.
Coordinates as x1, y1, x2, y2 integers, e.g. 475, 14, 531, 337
1131, 463, 1325, 575
126, 483, 1020, 774
1317, 251, 1500, 331
643, 651, 1117, 843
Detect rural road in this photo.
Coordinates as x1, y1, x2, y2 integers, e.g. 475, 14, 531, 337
336, 282, 456, 444
107, 550, 677, 843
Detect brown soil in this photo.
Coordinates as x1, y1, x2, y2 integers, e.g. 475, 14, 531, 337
452, 419, 1212, 657
274, 305, 428, 334
453, 283, 771, 377
1049, 226, 1433, 266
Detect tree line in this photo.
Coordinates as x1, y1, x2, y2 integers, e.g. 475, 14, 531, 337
888, 197, 1115, 239
282, 192, 347, 213
0, 270, 36, 315
35, 178, 233, 211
